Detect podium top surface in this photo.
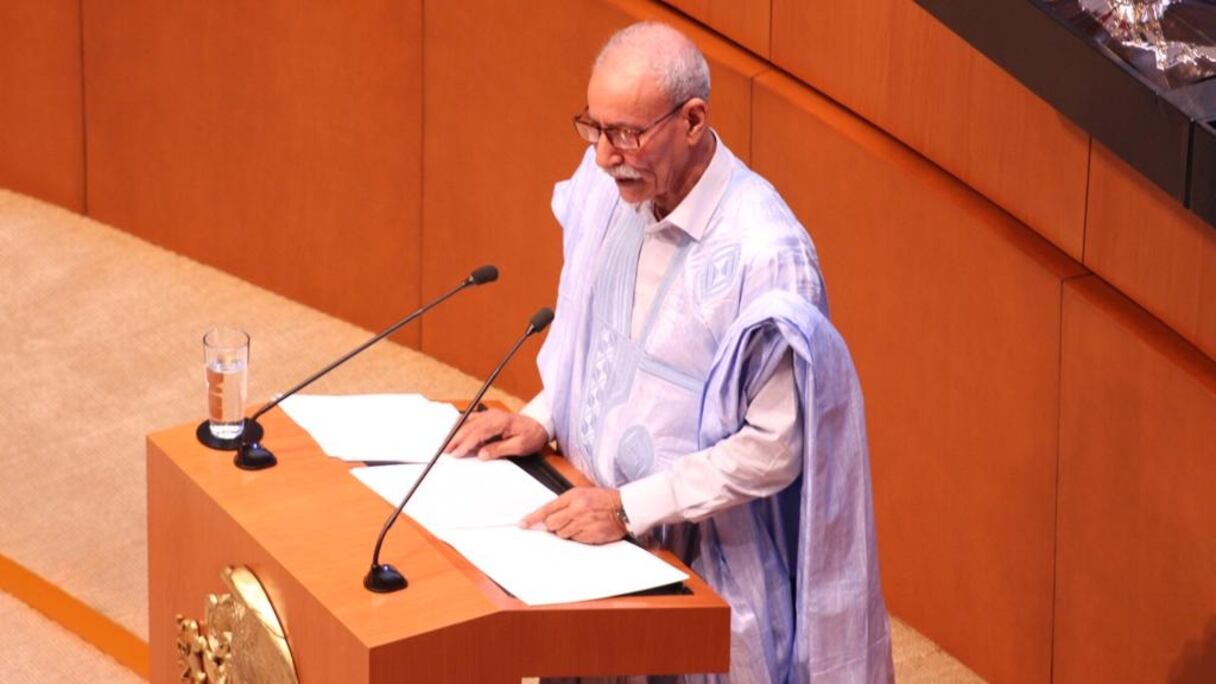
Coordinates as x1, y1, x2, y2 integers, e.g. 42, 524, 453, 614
147, 407, 729, 652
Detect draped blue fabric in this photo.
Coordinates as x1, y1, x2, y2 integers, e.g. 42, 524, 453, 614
695, 291, 892, 682
538, 145, 891, 683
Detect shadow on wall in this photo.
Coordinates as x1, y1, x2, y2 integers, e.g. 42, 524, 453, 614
1170, 616, 1216, 683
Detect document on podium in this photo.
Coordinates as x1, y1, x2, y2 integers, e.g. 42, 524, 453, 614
350, 457, 689, 606
279, 394, 459, 462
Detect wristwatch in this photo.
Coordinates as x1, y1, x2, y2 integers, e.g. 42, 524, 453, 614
615, 500, 631, 531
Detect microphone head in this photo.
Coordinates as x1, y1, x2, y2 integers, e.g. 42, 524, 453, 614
528, 307, 555, 333
468, 265, 499, 285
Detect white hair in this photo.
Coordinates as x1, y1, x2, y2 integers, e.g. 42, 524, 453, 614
594, 22, 711, 104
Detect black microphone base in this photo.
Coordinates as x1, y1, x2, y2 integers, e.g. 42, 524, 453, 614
196, 418, 264, 451
364, 564, 408, 593
234, 439, 277, 471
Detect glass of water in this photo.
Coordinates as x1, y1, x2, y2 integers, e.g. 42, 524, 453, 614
203, 327, 249, 440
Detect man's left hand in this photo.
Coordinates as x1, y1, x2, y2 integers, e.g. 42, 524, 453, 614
522, 487, 628, 545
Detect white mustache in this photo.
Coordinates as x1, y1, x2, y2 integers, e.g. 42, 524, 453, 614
605, 165, 642, 180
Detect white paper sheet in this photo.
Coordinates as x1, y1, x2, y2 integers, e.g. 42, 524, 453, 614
350, 456, 557, 530
434, 526, 689, 606
350, 457, 689, 605
279, 393, 459, 462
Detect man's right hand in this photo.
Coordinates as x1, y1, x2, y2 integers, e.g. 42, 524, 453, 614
448, 409, 549, 460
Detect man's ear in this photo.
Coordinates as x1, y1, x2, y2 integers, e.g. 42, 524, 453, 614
684, 98, 709, 141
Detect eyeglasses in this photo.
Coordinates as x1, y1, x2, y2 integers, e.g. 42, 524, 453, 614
572, 100, 688, 151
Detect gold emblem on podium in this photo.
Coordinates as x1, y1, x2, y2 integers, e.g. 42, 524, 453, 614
175, 566, 298, 683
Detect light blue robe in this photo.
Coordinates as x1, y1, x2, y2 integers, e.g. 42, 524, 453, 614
538, 145, 892, 683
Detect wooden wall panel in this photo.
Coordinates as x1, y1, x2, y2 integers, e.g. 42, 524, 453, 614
752, 70, 1084, 684
1085, 142, 1216, 362
82, 1, 423, 342
421, 0, 765, 397
1056, 277, 1216, 683
0, 0, 83, 211
663, 0, 771, 58
769, 0, 1089, 261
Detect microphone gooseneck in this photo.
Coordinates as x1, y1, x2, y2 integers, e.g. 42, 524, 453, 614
364, 306, 554, 593
218, 265, 500, 470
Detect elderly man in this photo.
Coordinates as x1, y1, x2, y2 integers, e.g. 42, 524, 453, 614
450, 21, 892, 683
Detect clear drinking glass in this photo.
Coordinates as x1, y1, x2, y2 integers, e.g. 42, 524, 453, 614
203, 327, 249, 440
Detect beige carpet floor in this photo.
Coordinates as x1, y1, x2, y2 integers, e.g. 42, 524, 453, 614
0, 589, 143, 683
0, 188, 981, 681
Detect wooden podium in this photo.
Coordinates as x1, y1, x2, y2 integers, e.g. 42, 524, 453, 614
147, 408, 729, 682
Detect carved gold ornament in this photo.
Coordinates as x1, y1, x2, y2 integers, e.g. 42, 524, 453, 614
175, 566, 298, 683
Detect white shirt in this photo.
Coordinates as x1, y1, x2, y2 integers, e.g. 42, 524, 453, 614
523, 136, 802, 535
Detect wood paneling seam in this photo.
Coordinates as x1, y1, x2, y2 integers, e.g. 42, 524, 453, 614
78, 0, 88, 215
766, 0, 773, 62
1081, 136, 1092, 265
1051, 271, 1090, 684
418, 0, 427, 350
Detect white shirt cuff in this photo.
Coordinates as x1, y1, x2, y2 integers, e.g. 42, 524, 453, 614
519, 389, 555, 440
618, 471, 677, 537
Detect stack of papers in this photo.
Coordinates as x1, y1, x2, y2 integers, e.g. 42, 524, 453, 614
351, 458, 689, 605
281, 393, 688, 605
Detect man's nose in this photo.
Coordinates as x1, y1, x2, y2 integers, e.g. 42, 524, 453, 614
594, 135, 622, 169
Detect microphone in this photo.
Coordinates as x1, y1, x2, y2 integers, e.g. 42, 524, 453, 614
196, 265, 500, 470
364, 306, 554, 593
467, 264, 499, 286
